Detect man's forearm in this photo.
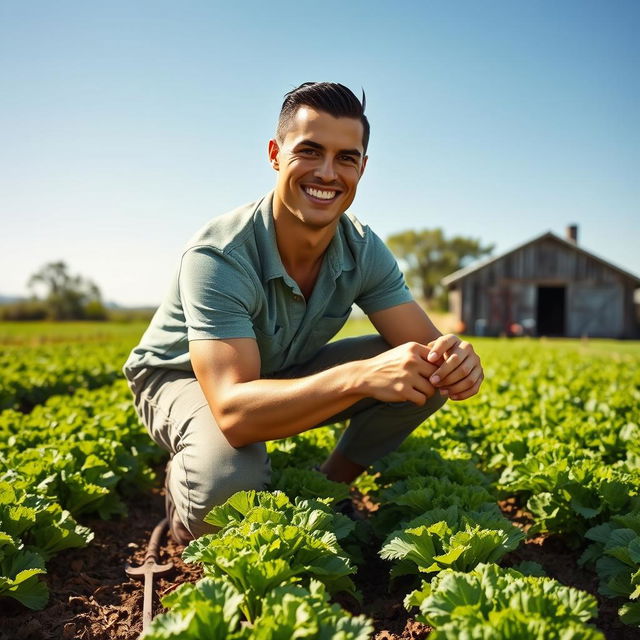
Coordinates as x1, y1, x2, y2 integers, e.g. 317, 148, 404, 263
209, 359, 367, 447
195, 339, 439, 448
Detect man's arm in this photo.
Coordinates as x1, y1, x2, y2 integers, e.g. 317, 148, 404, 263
368, 300, 442, 347
190, 334, 438, 448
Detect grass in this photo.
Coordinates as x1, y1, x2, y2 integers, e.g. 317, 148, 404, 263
0, 321, 149, 345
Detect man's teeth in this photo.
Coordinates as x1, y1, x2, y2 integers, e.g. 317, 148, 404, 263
305, 187, 336, 200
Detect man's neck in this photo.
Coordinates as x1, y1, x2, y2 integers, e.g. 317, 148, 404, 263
272, 203, 339, 297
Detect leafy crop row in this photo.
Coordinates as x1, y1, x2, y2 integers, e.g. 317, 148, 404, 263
0, 341, 134, 411
376, 340, 640, 634
579, 512, 640, 626
363, 438, 605, 637
406, 563, 604, 639
144, 491, 373, 639
0, 380, 163, 608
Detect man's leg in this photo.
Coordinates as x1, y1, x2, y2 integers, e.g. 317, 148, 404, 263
128, 368, 271, 539
277, 335, 447, 482
320, 450, 366, 484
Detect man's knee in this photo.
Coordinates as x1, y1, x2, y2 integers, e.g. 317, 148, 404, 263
169, 408, 271, 538
419, 390, 448, 417
383, 390, 447, 433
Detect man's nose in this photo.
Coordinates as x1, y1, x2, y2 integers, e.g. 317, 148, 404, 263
314, 156, 338, 182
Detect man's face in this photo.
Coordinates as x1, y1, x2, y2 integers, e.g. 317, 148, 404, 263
268, 106, 367, 231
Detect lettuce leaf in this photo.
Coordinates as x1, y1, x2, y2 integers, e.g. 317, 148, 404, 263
408, 563, 603, 639
0, 532, 48, 610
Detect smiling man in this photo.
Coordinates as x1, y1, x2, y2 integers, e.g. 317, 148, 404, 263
123, 82, 483, 544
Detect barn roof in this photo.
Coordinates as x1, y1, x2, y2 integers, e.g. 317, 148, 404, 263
441, 231, 640, 287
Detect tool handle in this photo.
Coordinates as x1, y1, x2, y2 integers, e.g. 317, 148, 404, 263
142, 570, 154, 630
144, 517, 169, 563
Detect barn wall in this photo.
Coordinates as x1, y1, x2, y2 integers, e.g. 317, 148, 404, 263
448, 289, 462, 325
567, 283, 624, 337
452, 237, 639, 338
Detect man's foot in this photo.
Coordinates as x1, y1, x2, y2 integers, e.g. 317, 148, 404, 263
164, 460, 194, 546
333, 497, 366, 521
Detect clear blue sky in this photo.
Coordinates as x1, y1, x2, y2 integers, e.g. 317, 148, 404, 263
1, 0, 638, 307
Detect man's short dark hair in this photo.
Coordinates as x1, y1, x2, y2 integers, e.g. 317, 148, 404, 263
277, 82, 370, 154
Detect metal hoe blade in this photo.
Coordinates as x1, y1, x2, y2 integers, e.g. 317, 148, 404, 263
125, 517, 174, 630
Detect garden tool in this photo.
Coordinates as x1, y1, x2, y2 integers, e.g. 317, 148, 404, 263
125, 517, 174, 630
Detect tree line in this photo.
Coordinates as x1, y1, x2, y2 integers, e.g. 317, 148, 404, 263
0, 262, 107, 321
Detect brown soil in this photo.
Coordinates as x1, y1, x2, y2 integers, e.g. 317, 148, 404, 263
0, 489, 637, 640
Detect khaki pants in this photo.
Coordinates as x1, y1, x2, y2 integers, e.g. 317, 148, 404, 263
126, 335, 446, 537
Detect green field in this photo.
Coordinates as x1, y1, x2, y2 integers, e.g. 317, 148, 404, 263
0, 320, 149, 345
1, 319, 639, 637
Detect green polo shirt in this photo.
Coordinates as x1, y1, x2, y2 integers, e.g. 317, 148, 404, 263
123, 192, 413, 378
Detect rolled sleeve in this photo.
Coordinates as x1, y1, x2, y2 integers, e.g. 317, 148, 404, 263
355, 233, 413, 315
178, 246, 257, 341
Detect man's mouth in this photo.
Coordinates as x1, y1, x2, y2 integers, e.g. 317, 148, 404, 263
304, 186, 339, 201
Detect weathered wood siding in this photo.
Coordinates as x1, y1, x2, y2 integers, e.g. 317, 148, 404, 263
449, 237, 639, 338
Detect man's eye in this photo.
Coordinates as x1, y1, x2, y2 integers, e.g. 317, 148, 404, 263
339, 155, 357, 163
300, 148, 318, 156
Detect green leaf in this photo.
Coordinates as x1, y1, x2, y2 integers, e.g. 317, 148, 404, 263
404, 580, 432, 610
0, 571, 49, 609
0, 539, 48, 610
619, 601, 640, 626
415, 563, 601, 636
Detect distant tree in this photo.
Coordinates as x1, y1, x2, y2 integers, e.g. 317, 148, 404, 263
387, 229, 493, 309
27, 261, 107, 320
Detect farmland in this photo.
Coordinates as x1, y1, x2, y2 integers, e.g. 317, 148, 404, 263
0, 321, 639, 639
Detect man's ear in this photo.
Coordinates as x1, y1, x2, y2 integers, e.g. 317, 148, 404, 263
268, 139, 280, 171
359, 155, 368, 178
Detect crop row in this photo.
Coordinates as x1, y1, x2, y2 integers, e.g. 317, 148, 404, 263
371, 440, 608, 636
0, 380, 164, 608
392, 341, 640, 630
144, 440, 606, 638
0, 340, 135, 411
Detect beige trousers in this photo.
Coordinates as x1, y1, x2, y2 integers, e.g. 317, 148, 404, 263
126, 335, 446, 537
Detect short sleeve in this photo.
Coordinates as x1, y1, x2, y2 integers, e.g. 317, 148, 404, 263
178, 246, 258, 341
355, 232, 413, 315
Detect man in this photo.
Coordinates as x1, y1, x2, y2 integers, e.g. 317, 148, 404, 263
123, 82, 483, 544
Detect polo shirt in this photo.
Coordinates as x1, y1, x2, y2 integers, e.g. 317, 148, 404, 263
123, 191, 412, 378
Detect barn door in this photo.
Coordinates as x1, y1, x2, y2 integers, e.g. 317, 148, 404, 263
536, 286, 566, 336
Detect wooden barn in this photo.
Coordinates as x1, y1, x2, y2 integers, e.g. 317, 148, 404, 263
441, 226, 640, 338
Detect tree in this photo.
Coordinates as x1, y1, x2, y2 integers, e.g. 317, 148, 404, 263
387, 229, 493, 309
27, 261, 107, 320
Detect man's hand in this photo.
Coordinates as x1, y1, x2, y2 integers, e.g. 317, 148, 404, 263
356, 341, 440, 406
426, 334, 483, 401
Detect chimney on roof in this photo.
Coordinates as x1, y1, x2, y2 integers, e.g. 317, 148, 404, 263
566, 224, 578, 244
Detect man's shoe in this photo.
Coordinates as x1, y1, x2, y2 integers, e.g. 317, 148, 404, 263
333, 497, 366, 522
164, 460, 194, 546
